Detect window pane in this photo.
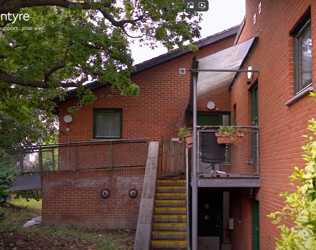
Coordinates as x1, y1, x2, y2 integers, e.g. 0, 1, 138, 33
95, 111, 121, 138
299, 26, 312, 89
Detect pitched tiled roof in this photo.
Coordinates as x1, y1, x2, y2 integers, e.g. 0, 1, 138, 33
54, 25, 240, 106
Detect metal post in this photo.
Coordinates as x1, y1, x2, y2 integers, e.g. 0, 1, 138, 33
256, 129, 260, 174
52, 148, 56, 171
39, 146, 43, 173
75, 144, 78, 171
19, 150, 24, 174
110, 143, 114, 176
191, 73, 198, 250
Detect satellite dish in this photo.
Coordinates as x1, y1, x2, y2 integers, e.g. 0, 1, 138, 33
207, 101, 216, 110
63, 114, 73, 123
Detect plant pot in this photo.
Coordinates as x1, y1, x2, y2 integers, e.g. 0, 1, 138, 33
184, 134, 193, 148
215, 132, 244, 144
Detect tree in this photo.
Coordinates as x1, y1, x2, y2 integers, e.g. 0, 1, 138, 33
268, 93, 316, 250
0, 0, 202, 120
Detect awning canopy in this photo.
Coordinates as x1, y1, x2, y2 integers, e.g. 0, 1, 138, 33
196, 37, 256, 100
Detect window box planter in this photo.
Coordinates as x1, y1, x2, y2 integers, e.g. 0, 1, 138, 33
215, 131, 244, 144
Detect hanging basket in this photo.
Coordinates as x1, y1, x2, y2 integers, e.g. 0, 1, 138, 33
215, 132, 244, 144
184, 134, 193, 148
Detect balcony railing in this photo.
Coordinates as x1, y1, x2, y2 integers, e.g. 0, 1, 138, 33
9, 139, 149, 174
196, 126, 259, 176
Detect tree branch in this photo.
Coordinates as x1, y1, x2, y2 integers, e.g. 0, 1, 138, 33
44, 59, 66, 82
0, 69, 77, 88
98, 8, 144, 27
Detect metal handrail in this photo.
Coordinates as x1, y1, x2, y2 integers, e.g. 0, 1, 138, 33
185, 147, 190, 250
10, 139, 149, 174
196, 126, 260, 175
9, 138, 149, 151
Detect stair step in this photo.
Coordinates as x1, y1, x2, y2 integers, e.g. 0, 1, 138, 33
152, 230, 186, 240
151, 240, 187, 249
156, 186, 186, 193
153, 222, 186, 231
154, 207, 186, 215
155, 192, 186, 200
157, 180, 186, 186
155, 200, 186, 207
154, 215, 186, 223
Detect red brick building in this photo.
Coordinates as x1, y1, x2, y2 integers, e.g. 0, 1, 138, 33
44, 1, 316, 249
43, 26, 237, 233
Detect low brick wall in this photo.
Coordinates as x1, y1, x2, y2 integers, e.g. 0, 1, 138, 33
42, 167, 145, 229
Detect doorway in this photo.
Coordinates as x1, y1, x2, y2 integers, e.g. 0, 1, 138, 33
198, 188, 231, 250
252, 199, 260, 250
197, 112, 230, 173
197, 112, 230, 126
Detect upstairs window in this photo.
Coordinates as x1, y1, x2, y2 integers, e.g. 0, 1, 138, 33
93, 109, 122, 139
293, 13, 312, 93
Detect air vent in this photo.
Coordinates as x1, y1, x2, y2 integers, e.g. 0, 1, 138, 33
179, 68, 186, 74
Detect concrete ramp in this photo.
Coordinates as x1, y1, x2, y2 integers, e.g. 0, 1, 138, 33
134, 141, 159, 250
11, 174, 41, 191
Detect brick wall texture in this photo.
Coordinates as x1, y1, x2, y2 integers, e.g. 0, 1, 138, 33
46, 33, 235, 229
42, 168, 145, 229
231, 1, 316, 249
46, 1, 316, 247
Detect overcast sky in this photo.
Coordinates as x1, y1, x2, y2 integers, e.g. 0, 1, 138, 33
130, 0, 245, 64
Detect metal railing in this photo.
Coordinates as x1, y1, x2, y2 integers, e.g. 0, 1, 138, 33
196, 126, 259, 176
9, 139, 149, 174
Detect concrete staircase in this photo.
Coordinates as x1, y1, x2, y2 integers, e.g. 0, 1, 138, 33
151, 179, 187, 249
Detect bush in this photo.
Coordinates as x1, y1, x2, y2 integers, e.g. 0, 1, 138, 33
0, 150, 17, 222
268, 94, 316, 250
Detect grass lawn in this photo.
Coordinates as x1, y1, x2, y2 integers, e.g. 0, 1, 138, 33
0, 198, 134, 250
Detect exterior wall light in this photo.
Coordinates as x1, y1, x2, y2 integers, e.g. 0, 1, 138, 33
247, 66, 254, 85
247, 66, 254, 80
128, 188, 138, 198
101, 189, 110, 199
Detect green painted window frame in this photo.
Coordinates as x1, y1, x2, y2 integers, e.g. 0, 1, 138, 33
93, 109, 122, 139
294, 19, 312, 93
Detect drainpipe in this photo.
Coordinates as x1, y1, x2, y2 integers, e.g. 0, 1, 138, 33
191, 73, 198, 250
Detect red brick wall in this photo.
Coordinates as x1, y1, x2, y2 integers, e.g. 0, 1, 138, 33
54, 34, 236, 229
232, 1, 316, 249
58, 36, 235, 144
230, 188, 252, 250
42, 168, 145, 229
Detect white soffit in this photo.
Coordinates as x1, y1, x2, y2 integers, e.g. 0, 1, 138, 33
197, 37, 255, 100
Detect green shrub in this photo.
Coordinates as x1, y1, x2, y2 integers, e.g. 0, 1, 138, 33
268, 94, 316, 250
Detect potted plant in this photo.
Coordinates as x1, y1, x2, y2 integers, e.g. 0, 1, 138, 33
178, 126, 193, 148
215, 125, 244, 144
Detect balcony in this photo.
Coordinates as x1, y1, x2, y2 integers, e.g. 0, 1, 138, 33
194, 126, 260, 188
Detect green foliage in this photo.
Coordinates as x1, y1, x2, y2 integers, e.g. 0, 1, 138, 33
0, 150, 17, 204
217, 126, 240, 140
0, 149, 17, 222
267, 93, 316, 249
10, 198, 42, 210
178, 126, 192, 138
13, 190, 41, 202
0, 1, 202, 121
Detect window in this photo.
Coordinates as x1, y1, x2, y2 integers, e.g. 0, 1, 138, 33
93, 109, 122, 139
294, 17, 312, 93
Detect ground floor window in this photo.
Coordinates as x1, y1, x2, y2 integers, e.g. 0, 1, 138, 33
93, 109, 122, 139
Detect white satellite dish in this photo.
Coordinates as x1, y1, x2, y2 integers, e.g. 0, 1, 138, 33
63, 114, 73, 123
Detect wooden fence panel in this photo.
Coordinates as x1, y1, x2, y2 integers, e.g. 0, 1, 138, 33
159, 140, 185, 176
